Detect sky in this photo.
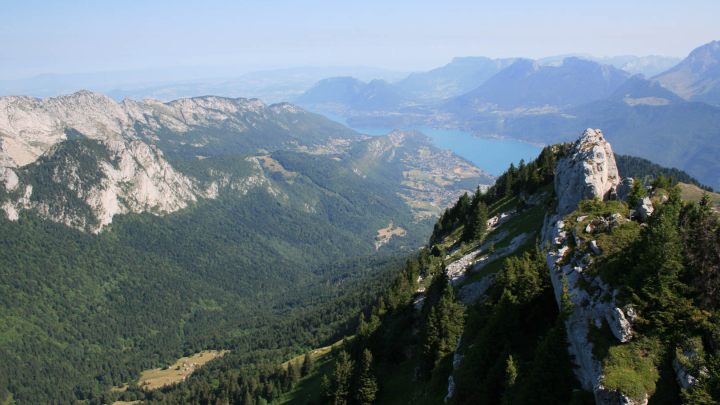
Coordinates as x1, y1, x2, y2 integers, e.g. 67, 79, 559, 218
2, 0, 720, 80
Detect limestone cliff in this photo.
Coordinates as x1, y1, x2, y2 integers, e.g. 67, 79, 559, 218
555, 128, 620, 216
0, 91, 324, 231
542, 128, 642, 404
0, 91, 489, 233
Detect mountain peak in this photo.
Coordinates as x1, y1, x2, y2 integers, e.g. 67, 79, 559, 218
654, 40, 720, 104
609, 75, 684, 105
554, 128, 620, 215
451, 57, 628, 110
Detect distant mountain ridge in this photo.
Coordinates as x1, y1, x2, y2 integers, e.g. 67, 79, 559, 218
394, 56, 517, 100
319, 40, 720, 190
296, 77, 413, 113
655, 40, 720, 106
447, 57, 630, 110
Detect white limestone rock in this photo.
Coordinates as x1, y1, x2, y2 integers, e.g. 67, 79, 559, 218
673, 358, 699, 389
606, 307, 634, 343
0, 91, 300, 230
540, 129, 646, 404
585, 223, 594, 234
636, 197, 654, 221
555, 128, 620, 216
444, 376, 455, 403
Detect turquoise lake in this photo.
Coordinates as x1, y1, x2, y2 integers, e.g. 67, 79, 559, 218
318, 112, 542, 176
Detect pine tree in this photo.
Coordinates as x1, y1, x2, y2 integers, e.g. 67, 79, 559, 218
455, 193, 471, 225
462, 201, 488, 242
504, 164, 516, 196
288, 360, 301, 386
504, 354, 518, 389
356, 349, 378, 405
243, 389, 254, 405
637, 188, 697, 334
681, 193, 720, 309
320, 374, 333, 402
513, 319, 575, 405
422, 284, 465, 375
332, 351, 354, 405
302, 352, 314, 376
627, 178, 647, 207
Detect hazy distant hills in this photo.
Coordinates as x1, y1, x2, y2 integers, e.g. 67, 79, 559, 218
592, 55, 681, 77
606, 75, 685, 105
537, 54, 681, 77
0, 66, 409, 104
394, 56, 517, 100
655, 40, 720, 106
4, 41, 720, 189
447, 57, 630, 110
295, 77, 413, 113
308, 40, 720, 190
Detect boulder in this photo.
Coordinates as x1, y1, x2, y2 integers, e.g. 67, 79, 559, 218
444, 376, 455, 402
606, 307, 634, 343
636, 197, 654, 221
673, 358, 699, 389
616, 177, 634, 201
585, 223, 594, 234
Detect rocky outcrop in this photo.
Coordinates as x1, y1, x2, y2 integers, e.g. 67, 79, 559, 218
1, 138, 206, 232
555, 128, 620, 216
458, 274, 495, 305
76, 140, 200, 230
635, 197, 654, 221
542, 129, 644, 404
616, 177, 634, 202
672, 338, 708, 390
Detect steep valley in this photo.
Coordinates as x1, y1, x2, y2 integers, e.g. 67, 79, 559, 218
153, 129, 720, 405
0, 92, 491, 404
1, 92, 718, 405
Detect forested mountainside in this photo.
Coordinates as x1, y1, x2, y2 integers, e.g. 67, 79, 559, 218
153, 129, 720, 405
0, 92, 491, 404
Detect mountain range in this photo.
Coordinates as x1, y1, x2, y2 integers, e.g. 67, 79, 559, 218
0, 91, 493, 403
2, 34, 720, 405
302, 40, 720, 190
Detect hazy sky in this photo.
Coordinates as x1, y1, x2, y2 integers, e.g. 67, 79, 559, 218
2, 0, 719, 79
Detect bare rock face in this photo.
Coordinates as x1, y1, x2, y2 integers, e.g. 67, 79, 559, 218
83, 140, 201, 231
0, 90, 336, 231
635, 197, 655, 221
542, 129, 645, 404
616, 177, 634, 201
0, 91, 260, 230
555, 128, 620, 215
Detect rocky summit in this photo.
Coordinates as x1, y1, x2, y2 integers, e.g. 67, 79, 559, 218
555, 128, 620, 216
542, 128, 664, 404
